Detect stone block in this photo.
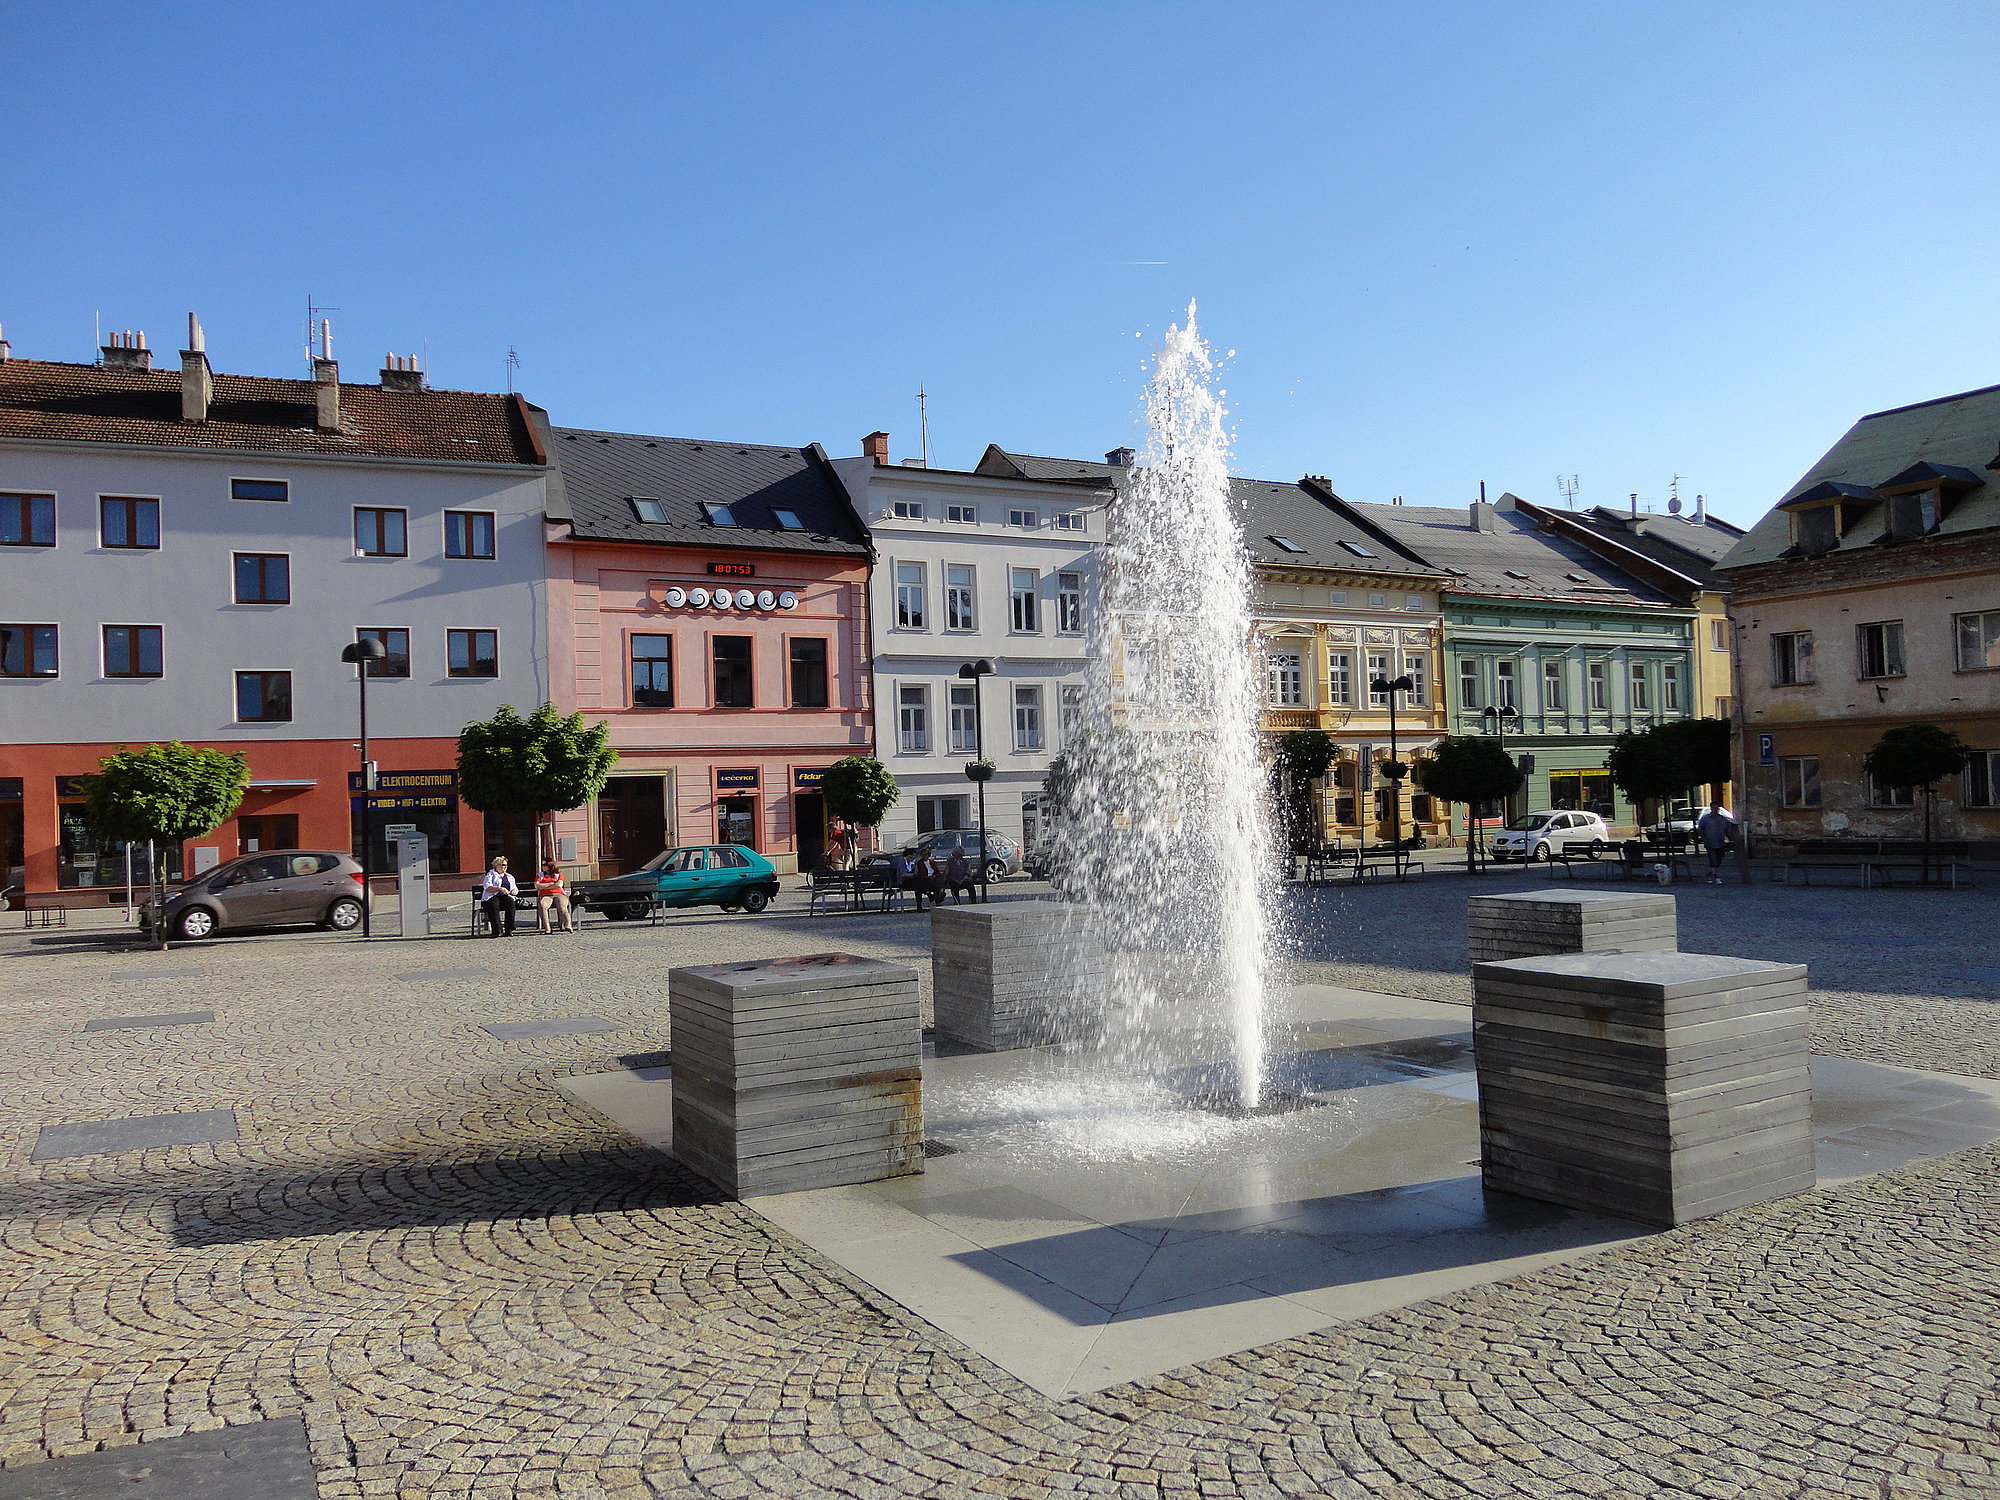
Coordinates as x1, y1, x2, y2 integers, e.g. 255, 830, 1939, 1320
1466, 888, 1677, 964
1471, 949, 1812, 1226
669, 952, 922, 1197
931, 901, 1103, 1052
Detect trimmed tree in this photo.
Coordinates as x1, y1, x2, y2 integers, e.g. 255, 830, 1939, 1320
456, 704, 618, 867
83, 743, 250, 948
1607, 717, 1734, 829
1416, 736, 1524, 874
1864, 723, 1972, 879
819, 757, 900, 860
1272, 729, 1338, 852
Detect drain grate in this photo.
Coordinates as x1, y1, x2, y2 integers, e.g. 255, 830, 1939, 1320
1179, 1089, 1326, 1120
920, 1139, 960, 1158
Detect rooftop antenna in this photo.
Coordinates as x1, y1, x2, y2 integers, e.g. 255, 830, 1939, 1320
1667, 473, 1684, 514
305, 295, 340, 369
505, 345, 521, 393
93, 309, 102, 359
917, 384, 931, 466
1555, 473, 1579, 507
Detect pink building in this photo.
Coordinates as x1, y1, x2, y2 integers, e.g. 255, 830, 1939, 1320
544, 427, 873, 875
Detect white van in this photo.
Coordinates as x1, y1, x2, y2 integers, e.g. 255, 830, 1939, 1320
1489, 811, 1611, 862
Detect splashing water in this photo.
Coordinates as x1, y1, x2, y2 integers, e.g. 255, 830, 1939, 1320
1051, 303, 1276, 1110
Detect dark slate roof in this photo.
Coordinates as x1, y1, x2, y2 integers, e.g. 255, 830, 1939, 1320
1231, 477, 1441, 577
1545, 506, 1744, 589
1355, 503, 1680, 607
975, 446, 1130, 484
0, 359, 544, 464
552, 426, 869, 554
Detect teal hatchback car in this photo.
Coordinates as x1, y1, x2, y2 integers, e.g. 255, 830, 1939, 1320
573, 845, 781, 921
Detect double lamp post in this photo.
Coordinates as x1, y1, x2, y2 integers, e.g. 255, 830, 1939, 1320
339, 636, 388, 937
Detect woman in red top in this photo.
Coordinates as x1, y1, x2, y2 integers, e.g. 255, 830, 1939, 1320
535, 861, 575, 933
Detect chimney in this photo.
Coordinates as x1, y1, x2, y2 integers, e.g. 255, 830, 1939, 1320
180, 314, 212, 422
379, 352, 424, 393
1470, 500, 1497, 533
1106, 447, 1135, 467
101, 329, 152, 371
312, 320, 341, 431
0, 322, 10, 362
862, 431, 890, 464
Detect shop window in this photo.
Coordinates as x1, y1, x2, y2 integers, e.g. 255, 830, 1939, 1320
237, 815, 299, 855
1548, 771, 1614, 818
57, 777, 183, 890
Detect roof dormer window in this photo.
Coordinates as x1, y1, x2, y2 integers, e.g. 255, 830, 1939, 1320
772, 508, 805, 531
1338, 540, 1377, 557
701, 502, 737, 526
1873, 462, 1979, 540
1268, 535, 1307, 553
630, 497, 667, 523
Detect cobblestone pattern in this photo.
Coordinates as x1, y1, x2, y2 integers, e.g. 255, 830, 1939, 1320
0, 880, 1995, 1499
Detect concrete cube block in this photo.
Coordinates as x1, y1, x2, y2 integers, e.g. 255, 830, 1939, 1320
1467, 888, 1677, 963
931, 901, 1103, 1052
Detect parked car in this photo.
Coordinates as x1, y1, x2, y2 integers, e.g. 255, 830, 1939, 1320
573, 844, 781, 920
1642, 804, 1698, 839
1488, 811, 1612, 863
139, 851, 367, 940
876, 828, 1022, 880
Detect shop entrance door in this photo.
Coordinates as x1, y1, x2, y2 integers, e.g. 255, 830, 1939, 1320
238, 815, 299, 856
794, 793, 826, 871
716, 797, 758, 849
596, 777, 668, 875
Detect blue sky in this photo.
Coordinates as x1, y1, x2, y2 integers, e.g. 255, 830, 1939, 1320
6, 1, 1999, 524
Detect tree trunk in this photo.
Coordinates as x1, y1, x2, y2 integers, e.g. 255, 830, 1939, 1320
150, 838, 168, 950
1923, 786, 1935, 884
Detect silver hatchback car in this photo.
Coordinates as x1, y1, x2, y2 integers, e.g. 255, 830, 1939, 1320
141, 850, 368, 941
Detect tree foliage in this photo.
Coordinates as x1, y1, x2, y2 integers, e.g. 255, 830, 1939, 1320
820, 757, 900, 828
1273, 729, 1337, 786
1415, 736, 1524, 806
1864, 723, 1972, 790
1607, 718, 1734, 805
456, 704, 617, 816
83, 743, 249, 845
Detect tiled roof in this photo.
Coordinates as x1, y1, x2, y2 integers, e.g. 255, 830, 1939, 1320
553, 426, 869, 555
1356, 503, 1680, 607
0, 358, 544, 464
976, 447, 1129, 484
1231, 477, 1441, 577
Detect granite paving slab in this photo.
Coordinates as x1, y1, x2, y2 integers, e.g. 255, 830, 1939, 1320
31, 1108, 239, 1161
0, 1416, 316, 1499
480, 1017, 618, 1039
82, 1011, 215, 1031
396, 968, 494, 982
109, 969, 207, 982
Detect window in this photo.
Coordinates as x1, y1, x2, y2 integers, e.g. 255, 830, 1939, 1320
1771, 631, 1814, 685
103, 625, 162, 678
233, 553, 290, 604
1588, 661, 1609, 710
1458, 659, 1481, 709
1956, 611, 2000, 671
353, 507, 407, 557
1010, 568, 1039, 632
0, 624, 57, 677
1367, 653, 1391, 706
1964, 750, 2000, 808
945, 565, 976, 631
1268, 535, 1306, 553
1495, 659, 1517, 709
1328, 590, 1348, 605
1710, 619, 1729, 651
1867, 771, 1915, 808
631, 634, 673, 707
1060, 682, 1083, 741
772, 508, 805, 530
1055, 512, 1084, 531
946, 504, 977, 523
1339, 541, 1378, 558
1327, 652, 1353, 706
100, 496, 158, 549
1402, 652, 1428, 705
1857, 621, 1904, 679
447, 629, 498, 678
2, 493, 56, 546
356, 627, 409, 678
895, 561, 926, 629
712, 636, 753, 707
1268, 649, 1305, 707
949, 684, 978, 752
1629, 661, 1651, 712
700, 501, 736, 526
1779, 756, 1821, 808
1542, 658, 1566, 711
445, 511, 496, 559
1009, 508, 1038, 528
1013, 685, 1044, 750
916, 794, 966, 833
235, 670, 291, 721
892, 500, 925, 520
1662, 662, 1682, 711
1405, 594, 1425, 610
789, 638, 829, 708
1368, 592, 1387, 607
631, 497, 668, 523
230, 478, 288, 502
899, 683, 930, 752
1715, 696, 1734, 718
1057, 571, 1083, 634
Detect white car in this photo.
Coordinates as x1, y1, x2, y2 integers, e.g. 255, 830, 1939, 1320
1489, 810, 1612, 862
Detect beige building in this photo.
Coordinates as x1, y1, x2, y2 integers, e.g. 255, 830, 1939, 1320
1718, 382, 2000, 852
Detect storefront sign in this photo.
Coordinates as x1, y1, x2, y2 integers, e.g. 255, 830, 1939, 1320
714, 767, 761, 791
56, 775, 95, 799
348, 768, 458, 794
793, 767, 828, 792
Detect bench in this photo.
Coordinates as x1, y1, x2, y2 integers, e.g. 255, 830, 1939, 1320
1784, 839, 1973, 889
1350, 846, 1424, 882
1548, 843, 1692, 883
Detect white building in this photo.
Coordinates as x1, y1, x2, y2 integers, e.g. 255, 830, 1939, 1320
0, 320, 552, 897
832, 434, 1113, 851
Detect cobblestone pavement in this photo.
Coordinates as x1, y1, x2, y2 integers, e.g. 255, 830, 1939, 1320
1, 872, 1996, 1499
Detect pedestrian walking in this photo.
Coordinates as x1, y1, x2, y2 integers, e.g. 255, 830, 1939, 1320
535, 860, 575, 933
1696, 802, 1737, 884
479, 856, 519, 936
944, 849, 975, 903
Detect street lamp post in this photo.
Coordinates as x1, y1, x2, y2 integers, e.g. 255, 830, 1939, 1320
1368, 672, 1415, 870
1479, 703, 1522, 869
957, 659, 995, 903
340, 636, 388, 937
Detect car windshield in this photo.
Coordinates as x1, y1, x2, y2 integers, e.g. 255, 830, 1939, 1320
1506, 815, 1553, 832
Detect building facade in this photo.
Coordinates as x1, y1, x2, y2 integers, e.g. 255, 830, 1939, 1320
842, 440, 1112, 852
0, 326, 551, 903
543, 427, 873, 876
1717, 383, 2000, 853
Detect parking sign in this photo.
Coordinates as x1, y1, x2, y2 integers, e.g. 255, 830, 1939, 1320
1757, 733, 1775, 767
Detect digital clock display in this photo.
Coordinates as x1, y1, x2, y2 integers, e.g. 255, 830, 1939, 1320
708, 562, 756, 578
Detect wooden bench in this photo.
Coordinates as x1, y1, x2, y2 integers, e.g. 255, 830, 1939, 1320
1351, 846, 1424, 882
1784, 839, 1973, 889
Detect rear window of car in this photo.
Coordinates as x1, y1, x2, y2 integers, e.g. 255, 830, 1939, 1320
709, 848, 750, 868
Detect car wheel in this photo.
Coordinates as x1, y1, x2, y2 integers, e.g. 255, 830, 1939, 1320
1587, 839, 1607, 857
323, 898, 363, 931
618, 902, 650, 921
175, 907, 217, 940
740, 889, 770, 914
984, 860, 1007, 882
1527, 842, 1551, 863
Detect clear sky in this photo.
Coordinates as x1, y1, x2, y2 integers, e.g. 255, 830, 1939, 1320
6, 2, 1999, 525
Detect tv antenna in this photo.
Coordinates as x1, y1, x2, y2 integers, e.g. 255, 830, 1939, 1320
1667, 473, 1684, 513
304, 295, 340, 368
1555, 474, 1579, 507
505, 346, 521, 393
917, 384, 931, 466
